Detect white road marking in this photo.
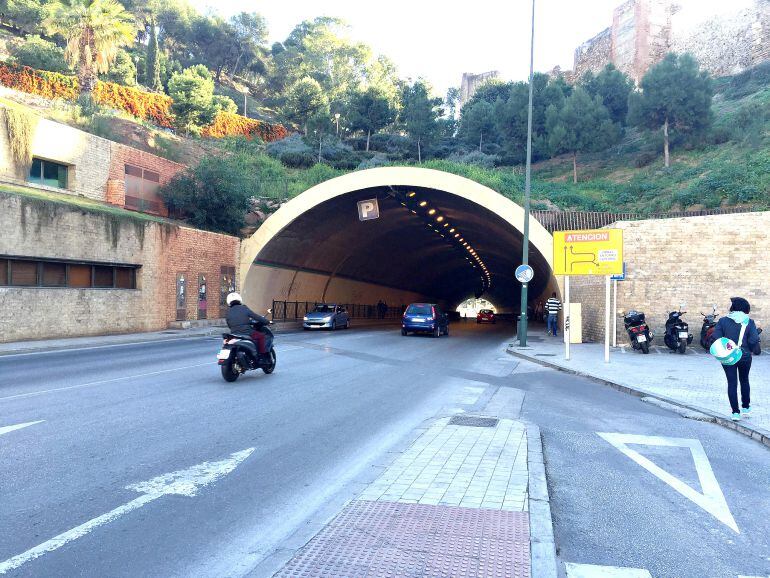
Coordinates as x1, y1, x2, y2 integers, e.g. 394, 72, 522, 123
0, 448, 254, 574
0, 420, 44, 437
565, 562, 652, 577
598, 432, 739, 533
0, 336, 215, 358
0, 362, 212, 402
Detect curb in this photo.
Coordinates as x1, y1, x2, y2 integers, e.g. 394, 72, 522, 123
508, 347, 770, 450
526, 423, 559, 578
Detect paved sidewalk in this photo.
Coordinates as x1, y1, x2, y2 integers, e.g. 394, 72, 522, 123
274, 416, 533, 577
509, 336, 770, 440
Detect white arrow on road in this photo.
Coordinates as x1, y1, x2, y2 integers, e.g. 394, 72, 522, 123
0, 420, 44, 437
0, 447, 255, 575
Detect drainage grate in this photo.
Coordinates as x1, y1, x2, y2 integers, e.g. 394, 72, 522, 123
448, 415, 499, 428
535, 353, 556, 357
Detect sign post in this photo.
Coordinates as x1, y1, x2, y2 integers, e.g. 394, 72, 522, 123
553, 229, 624, 363
605, 276, 611, 363
612, 279, 618, 347
610, 262, 626, 348
564, 276, 570, 360
515, 265, 534, 346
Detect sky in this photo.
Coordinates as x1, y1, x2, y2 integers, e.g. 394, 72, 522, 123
189, 0, 753, 96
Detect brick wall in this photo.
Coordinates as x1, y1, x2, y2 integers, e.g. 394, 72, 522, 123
0, 102, 184, 216
0, 191, 240, 342
108, 141, 185, 217
567, 212, 770, 344
0, 114, 111, 201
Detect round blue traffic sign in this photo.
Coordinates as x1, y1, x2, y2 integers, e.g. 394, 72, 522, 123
515, 265, 534, 283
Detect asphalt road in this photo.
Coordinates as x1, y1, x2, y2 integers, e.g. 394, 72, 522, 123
1, 323, 769, 577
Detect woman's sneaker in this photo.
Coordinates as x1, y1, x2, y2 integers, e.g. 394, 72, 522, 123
731, 413, 741, 421
741, 407, 751, 417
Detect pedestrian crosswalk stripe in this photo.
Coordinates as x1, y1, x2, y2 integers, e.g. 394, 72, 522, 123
565, 562, 652, 577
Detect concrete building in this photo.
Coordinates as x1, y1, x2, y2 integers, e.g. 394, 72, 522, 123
0, 103, 240, 342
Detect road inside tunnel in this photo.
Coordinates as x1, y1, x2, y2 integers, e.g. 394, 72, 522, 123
240, 167, 556, 314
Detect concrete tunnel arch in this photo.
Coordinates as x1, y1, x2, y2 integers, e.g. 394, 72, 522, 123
239, 167, 558, 316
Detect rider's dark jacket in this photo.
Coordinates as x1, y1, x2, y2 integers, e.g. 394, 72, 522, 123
226, 303, 268, 335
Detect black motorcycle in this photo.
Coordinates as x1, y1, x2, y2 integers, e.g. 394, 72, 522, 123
700, 306, 719, 350
664, 309, 693, 354
623, 310, 653, 354
217, 318, 276, 382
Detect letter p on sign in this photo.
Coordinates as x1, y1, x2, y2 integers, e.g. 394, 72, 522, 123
357, 198, 380, 221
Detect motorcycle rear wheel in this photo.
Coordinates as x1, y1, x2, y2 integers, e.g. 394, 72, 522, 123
641, 341, 650, 354
678, 338, 687, 354
221, 360, 240, 382
262, 348, 277, 374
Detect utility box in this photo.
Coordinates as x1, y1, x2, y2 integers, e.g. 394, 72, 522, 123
563, 303, 582, 344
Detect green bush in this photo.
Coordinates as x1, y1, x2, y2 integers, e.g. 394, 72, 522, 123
11, 35, 70, 74
100, 49, 136, 86
160, 153, 260, 235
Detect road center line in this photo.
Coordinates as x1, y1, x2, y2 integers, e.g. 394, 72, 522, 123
0, 363, 212, 402
0, 420, 45, 437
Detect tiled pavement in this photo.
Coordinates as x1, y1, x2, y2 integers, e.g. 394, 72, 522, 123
273, 417, 531, 577
359, 417, 528, 511
510, 337, 770, 432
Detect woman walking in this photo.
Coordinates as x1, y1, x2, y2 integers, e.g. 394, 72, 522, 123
711, 297, 761, 421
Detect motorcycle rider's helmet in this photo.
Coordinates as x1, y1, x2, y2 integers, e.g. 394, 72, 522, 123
710, 337, 743, 366
226, 292, 242, 306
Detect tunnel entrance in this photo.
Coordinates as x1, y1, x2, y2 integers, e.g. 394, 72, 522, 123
457, 298, 497, 319
240, 167, 556, 315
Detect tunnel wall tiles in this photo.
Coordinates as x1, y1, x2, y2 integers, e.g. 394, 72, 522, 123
0, 192, 239, 342
567, 212, 770, 343
243, 263, 430, 316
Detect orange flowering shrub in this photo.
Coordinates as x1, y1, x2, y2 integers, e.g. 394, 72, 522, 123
0, 63, 78, 100
201, 111, 288, 142
0, 63, 286, 140
92, 82, 173, 128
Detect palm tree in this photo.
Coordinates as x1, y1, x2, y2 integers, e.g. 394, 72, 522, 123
46, 0, 136, 97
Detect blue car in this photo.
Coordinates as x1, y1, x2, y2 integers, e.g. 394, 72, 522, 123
401, 303, 449, 337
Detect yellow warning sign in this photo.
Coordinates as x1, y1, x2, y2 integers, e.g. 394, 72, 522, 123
553, 229, 623, 276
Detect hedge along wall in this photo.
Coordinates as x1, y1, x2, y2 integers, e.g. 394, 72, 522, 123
0, 64, 287, 141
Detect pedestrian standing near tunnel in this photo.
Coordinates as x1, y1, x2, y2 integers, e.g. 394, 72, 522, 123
711, 297, 761, 421
545, 292, 562, 337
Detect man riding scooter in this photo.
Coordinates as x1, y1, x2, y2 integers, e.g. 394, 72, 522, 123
225, 292, 270, 363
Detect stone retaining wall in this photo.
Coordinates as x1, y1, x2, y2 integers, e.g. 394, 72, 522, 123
567, 211, 770, 343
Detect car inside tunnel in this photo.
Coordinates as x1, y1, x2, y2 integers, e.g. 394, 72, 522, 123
240, 168, 556, 315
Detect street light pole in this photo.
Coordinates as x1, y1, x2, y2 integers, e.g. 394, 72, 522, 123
518, 0, 536, 346
334, 113, 341, 137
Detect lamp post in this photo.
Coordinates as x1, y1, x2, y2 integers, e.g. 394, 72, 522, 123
334, 113, 341, 137
518, 0, 536, 346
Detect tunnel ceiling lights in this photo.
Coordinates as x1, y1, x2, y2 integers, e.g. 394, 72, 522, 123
393, 190, 492, 293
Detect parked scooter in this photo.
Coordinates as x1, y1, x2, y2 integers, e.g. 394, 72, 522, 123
217, 310, 276, 382
623, 310, 653, 354
700, 305, 719, 350
664, 307, 693, 354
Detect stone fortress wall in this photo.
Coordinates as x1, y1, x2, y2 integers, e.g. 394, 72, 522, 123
572, 0, 769, 82
458, 71, 500, 108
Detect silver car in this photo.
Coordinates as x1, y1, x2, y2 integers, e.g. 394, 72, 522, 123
303, 304, 350, 330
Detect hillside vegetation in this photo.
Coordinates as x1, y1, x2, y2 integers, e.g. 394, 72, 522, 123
0, 0, 767, 234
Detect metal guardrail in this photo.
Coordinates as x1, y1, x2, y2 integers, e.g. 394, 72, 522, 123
531, 207, 761, 233
271, 300, 403, 321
